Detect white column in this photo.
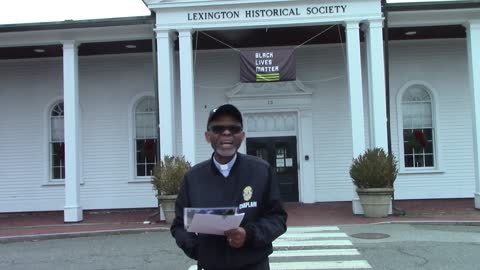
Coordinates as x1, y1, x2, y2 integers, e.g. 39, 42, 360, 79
62, 40, 83, 222
156, 30, 176, 157
345, 21, 366, 215
178, 29, 196, 164
345, 21, 366, 157
365, 19, 388, 151
465, 21, 480, 209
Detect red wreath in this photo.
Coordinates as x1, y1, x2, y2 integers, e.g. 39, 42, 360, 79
144, 139, 156, 161
414, 130, 426, 148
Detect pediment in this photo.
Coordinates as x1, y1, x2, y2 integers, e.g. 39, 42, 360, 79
226, 80, 313, 99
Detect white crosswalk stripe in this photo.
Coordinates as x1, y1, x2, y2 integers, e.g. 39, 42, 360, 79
271, 249, 360, 257
273, 239, 353, 247
187, 226, 372, 270
285, 226, 340, 232
269, 260, 372, 270
279, 232, 349, 239
270, 226, 371, 270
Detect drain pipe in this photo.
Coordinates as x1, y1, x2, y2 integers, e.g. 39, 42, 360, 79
382, 0, 405, 216
152, 30, 160, 162
382, 0, 392, 155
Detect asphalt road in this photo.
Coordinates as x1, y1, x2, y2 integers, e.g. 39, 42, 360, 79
342, 223, 480, 270
0, 231, 194, 270
0, 223, 479, 270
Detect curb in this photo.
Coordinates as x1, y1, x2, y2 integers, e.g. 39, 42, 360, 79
369, 220, 480, 226
2, 220, 480, 244
0, 226, 170, 244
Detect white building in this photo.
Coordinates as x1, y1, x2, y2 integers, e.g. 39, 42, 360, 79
1, 0, 480, 222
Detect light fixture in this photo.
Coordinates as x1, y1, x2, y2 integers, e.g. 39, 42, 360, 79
405, 31, 417, 36
125, 44, 137, 49
34, 48, 45, 53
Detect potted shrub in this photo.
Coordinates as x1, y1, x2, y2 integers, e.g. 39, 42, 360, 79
151, 155, 191, 223
349, 148, 398, 218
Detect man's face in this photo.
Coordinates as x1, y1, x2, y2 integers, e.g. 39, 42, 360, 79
205, 115, 245, 164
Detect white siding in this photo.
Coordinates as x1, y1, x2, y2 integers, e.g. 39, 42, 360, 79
79, 53, 157, 210
1, 39, 475, 212
188, 49, 242, 162
0, 58, 65, 212
389, 39, 475, 199
295, 45, 356, 201
0, 53, 158, 212
189, 39, 475, 202
191, 45, 358, 202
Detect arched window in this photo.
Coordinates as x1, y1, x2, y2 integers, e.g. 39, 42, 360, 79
50, 101, 65, 179
134, 96, 157, 177
401, 85, 435, 168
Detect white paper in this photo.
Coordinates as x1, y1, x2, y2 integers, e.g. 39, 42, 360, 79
285, 158, 293, 167
276, 158, 285, 167
187, 213, 245, 235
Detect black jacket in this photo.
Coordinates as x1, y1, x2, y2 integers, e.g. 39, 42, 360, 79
171, 153, 288, 270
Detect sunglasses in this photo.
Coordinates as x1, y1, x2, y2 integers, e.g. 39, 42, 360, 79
208, 125, 243, 134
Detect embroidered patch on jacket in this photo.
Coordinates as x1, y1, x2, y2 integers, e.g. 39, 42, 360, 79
243, 186, 253, 201
239, 186, 257, 210
239, 201, 257, 210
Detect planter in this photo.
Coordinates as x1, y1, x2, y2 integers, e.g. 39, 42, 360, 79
158, 195, 177, 224
356, 188, 394, 218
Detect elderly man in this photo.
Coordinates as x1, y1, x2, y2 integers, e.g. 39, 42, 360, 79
171, 104, 287, 270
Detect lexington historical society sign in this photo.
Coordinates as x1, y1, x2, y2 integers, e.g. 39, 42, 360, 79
187, 6, 348, 21
154, 0, 380, 29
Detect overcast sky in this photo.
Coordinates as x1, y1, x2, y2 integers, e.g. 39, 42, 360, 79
0, 0, 461, 25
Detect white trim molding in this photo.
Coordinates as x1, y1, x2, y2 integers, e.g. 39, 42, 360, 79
227, 80, 316, 203
395, 80, 441, 172
128, 92, 157, 183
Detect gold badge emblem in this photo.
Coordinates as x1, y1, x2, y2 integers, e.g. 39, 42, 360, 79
243, 186, 253, 201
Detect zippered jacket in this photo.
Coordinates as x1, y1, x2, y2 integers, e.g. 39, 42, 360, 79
171, 153, 288, 270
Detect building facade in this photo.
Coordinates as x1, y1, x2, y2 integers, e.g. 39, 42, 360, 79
1, 0, 479, 221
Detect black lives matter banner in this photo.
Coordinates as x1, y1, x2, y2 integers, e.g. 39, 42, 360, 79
240, 48, 296, 82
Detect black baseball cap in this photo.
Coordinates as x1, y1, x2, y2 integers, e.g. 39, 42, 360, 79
207, 104, 243, 128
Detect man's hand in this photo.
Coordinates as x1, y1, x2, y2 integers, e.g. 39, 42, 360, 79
224, 227, 246, 248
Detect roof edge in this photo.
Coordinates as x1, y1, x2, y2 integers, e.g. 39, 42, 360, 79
387, 1, 480, 11
0, 15, 155, 33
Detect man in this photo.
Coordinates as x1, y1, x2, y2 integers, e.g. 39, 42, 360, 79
171, 104, 288, 270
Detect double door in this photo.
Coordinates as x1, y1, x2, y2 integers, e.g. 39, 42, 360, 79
246, 136, 299, 202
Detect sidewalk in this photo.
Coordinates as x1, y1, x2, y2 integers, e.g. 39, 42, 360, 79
1, 198, 479, 243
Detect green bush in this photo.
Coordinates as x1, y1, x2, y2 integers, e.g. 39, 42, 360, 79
349, 148, 398, 189
151, 155, 191, 196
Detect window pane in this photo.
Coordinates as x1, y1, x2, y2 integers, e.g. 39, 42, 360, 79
146, 164, 155, 176
134, 97, 158, 177
404, 155, 413, 167
137, 165, 146, 176
413, 154, 424, 167
403, 128, 435, 168
136, 140, 144, 163
136, 138, 157, 177
50, 102, 65, 180
135, 114, 145, 138
425, 141, 433, 153
404, 142, 413, 155
51, 142, 65, 179
402, 86, 435, 168
402, 86, 431, 102
144, 139, 156, 163
425, 154, 434, 167
51, 117, 64, 142
52, 167, 60, 179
